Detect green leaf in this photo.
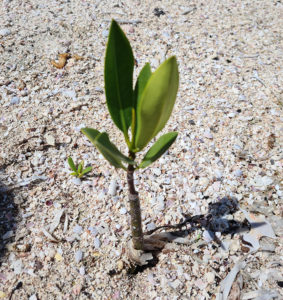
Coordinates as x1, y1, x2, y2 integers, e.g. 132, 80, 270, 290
70, 172, 78, 176
134, 63, 152, 110
81, 128, 135, 169
138, 132, 178, 168
104, 19, 134, 134
68, 157, 77, 172
81, 166, 92, 175
78, 161, 83, 174
134, 56, 179, 151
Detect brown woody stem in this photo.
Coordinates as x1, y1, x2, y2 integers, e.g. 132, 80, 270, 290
127, 151, 144, 250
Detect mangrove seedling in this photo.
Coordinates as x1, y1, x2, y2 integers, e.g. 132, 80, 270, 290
81, 20, 179, 265
68, 157, 92, 178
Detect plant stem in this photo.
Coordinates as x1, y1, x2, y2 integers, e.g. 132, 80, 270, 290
127, 151, 144, 250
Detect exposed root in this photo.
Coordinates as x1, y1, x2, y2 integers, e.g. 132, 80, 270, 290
127, 233, 185, 266
127, 240, 153, 266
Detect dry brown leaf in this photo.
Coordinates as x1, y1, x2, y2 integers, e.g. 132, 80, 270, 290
51, 53, 71, 69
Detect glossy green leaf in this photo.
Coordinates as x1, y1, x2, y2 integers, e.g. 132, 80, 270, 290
134, 63, 152, 110
70, 172, 78, 176
134, 56, 179, 151
104, 20, 134, 134
81, 128, 135, 169
68, 157, 77, 172
78, 161, 83, 174
138, 132, 178, 168
81, 166, 92, 175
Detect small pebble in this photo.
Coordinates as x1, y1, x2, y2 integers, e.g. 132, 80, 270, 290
199, 177, 209, 189
230, 240, 240, 253
102, 30, 109, 38
252, 176, 273, 190
153, 168, 161, 176
108, 179, 117, 196
168, 279, 181, 289
45, 134, 55, 146
74, 123, 86, 132
73, 225, 83, 235
205, 272, 215, 284
146, 222, 156, 231
10, 96, 20, 105
194, 279, 207, 289
47, 248, 56, 258
55, 253, 63, 262
97, 222, 109, 234
12, 259, 23, 274
214, 169, 223, 179
79, 266, 85, 275
20, 90, 28, 96
147, 273, 156, 285
94, 238, 101, 249
61, 89, 77, 101
29, 295, 37, 300
156, 195, 165, 211
72, 177, 82, 185
95, 87, 104, 92
75, 250, 83, 263
117, 260, 124, 271
234, 169, 243, 177
88, 226, 98, 236
119, 207, 127, 215
228, 112, 236, 118
0, 28, 11, 36
203, 130, 213, 139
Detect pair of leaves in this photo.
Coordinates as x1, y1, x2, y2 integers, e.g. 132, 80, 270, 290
82, 128, 178, 170
81, 128, 134, 170
105, 20, 179, 151
68, 157, 92, 178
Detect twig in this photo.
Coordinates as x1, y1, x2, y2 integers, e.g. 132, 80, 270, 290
253, 70, 283, 105
9, 281, 23, 300
182, 6, 197, 15
253, 70, 267, 88
239, 54, 259, 59
15, 135, 40, 146
3, 176, 48, 192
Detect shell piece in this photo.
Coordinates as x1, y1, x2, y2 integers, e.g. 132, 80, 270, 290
216, 260, 246, 300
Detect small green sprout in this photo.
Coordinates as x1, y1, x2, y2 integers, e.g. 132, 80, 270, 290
67, 157, 92, 178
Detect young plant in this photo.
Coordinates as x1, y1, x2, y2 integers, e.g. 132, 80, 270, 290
68, 157, 92, 179
81, 20, 179, 263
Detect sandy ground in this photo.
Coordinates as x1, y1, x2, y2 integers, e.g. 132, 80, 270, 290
0, 0, 282, 299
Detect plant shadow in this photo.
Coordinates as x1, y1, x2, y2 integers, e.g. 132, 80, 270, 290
128, 196, 267, 275
0, 181, 18, 264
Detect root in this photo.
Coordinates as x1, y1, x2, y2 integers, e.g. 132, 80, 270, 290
127, 232, 187, 266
